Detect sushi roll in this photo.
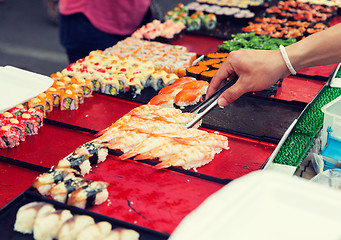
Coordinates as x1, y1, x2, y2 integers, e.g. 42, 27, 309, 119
73, 77, 93, 97
187, 13, 201, 31
127, 76, 144, 95
33, 168, 78, 195
0, 111, 16, 122
174, 89, 202, 108
18, 113, 39, 136
149, 94, 175, 108
68, 84, 85, 104
202, 13, 217, 30
60, 89, 79, 110
7, 118, 26, 141
162, 73, 178, 87
58, 215, 95, 240
28, 108, 44, 128
150, 70, 168, 91
50, 71, 63, 81
185, 65, 208, 79
73, 141, 109, 166
54, 154, 92, 176
76, 221, 112, 240
33, 209, 73, 240
8, 104, 28, 117
0, 125, 20, 148
38, 92, 54, 113
101, 77, 120, 96
52, 80, 66, 92
46, 87, 61, 107
14, 202, 55, 234
49, 177, 91, 203
28, 97, 46, 115
89, 75, 103, 92
102, 228, 140, 240
113, 73, 129, 93
67, 181, 109, 209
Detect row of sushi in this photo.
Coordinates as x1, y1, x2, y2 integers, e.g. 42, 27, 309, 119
165, 3, 219, 31
242, 19, 329, 39
196, 0, 264, 8
33, 139, 109, 207
103, 37, 197, 77
298, 0, 341, 7
149, 77, 209, 108
0, 106, 43, 148
14, 201, 139, 240
95, 104, 229, 170
265, 0, 338, 23
131, 19, 186, 41
59, 50, 180, 96
186, 2, 255, 22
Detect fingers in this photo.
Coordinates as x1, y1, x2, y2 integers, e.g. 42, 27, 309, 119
217, 78, 248, 107
206, 61, 234, 99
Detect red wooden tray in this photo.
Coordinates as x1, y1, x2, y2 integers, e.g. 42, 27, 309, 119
0, 162, 39, 208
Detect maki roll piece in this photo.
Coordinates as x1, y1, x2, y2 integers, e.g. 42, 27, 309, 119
18, 113, 39, 136
33, 168, 78, 195
186, 65, 208, 79
102, 228, 140, 240
202, 13, 217, 30
174, 89, 202, 108
101, 77, 120, 96
150, 70, 168, 91
0, 125, 20, 148
207, 52, 229, 59
52, 80, 66, 92
68, 84, 85, 104
14, 202, 56, 234
187, 13, 201, 31
73, 141, 109, 165
38, 92, 54, 113
74, 78, 93, 97
50, 71, 63, 81
200, 69, 217, 82
28, 108, 44, 128
54, 154, 91, 176
7, 118, 26, 141
162, 73, 178, 87
49, 177, 91, 203
60, 89, 79, 110
89, 75, 102, 92
58, 215, 95, 240
8, 104, 28, 117
114, 73, 129, 93
33, 209, 73, 240
0, 111, 16, 122
149, 94, 175, 108
76, 221, 112, 240
127, 76, 144, 95
67, 181, 109, 209
46, 87, 61, 107
28, 97, 46, 116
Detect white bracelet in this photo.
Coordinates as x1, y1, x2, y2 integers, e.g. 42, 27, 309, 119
279, 45, 296, 75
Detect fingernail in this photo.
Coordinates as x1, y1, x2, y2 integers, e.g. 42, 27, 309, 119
218, 97, 228, 107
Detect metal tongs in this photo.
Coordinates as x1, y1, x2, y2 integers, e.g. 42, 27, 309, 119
185, 76, 238, 128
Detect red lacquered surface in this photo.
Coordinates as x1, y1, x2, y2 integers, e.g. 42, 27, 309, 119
275, 76, 325, 102
84, 155, 223, 234
47, 93, 141, 131
183, 128, 276, 180
0, 162, 39, 208
173, 34, 224, 55
0, 124, 95, 168
297, 64, 337, 77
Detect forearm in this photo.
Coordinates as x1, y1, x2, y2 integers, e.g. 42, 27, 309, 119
286, 23, 341, 71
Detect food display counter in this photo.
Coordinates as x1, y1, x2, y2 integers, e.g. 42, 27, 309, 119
1, 1, 341, 239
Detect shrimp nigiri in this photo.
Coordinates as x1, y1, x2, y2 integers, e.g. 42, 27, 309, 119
106, 131, 150, 153
155, 145, 216, 170
173, 133, 229, 150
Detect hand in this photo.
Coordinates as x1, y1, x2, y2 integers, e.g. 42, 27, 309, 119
206, 48, 291, 107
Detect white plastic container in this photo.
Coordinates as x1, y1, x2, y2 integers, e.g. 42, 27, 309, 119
321, 95, 341, 149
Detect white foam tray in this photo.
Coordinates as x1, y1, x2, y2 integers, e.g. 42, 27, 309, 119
169, 171, 341, 240
0, 66, 53, 113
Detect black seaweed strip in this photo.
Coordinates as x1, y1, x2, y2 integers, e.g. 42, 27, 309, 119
295, 73, 329, 82
0, 189, 170, 240
44, 118, 99, 135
